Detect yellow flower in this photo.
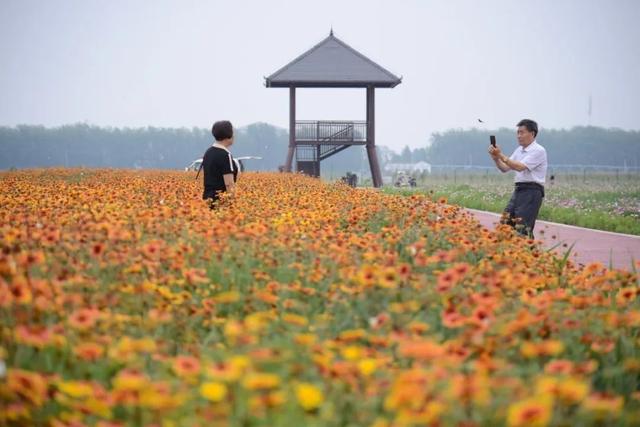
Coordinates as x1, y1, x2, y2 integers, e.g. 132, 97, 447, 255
294, 333, 317, 346
282, 313, 308, 327
379, 267, 399, 288
112, 370, 148, 392
213, 291, 241, 303
200, 382, 227, 402
223, 320, 243, 341
230, 355, 251, 372
57, 381, 94, 399
557, 377, 589, 404
520, 341, 539, 358
341, 345, 363, 361
245, 311, 273, 333
535, 376, 558, 395
133, 337, 157, 353
84, 397, 112, 418
357, 358, 378, 377
242, 373, 281, 390
338, 329, 366, 342
623, 358, 640, 372
542, 340, 564, 356
295, 382, 324, 411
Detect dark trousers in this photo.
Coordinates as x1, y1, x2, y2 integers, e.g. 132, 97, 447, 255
203, 190, 223, 210
502, 182, 544, 237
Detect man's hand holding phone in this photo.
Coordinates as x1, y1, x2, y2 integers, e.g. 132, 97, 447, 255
488, 135, 501, 159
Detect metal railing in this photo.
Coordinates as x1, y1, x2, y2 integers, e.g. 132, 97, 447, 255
296, 145, 318, 162
295, 121, 367, 143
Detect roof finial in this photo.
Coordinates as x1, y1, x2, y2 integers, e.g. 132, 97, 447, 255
330, 26, 333, 37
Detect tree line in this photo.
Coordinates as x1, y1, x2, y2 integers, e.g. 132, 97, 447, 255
393, 127, 640, 167
1, 124, 639, 173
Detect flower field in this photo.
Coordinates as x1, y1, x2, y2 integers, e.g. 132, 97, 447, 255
1, 169, 639, 426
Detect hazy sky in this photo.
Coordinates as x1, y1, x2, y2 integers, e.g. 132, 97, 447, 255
1, 0, 639, 150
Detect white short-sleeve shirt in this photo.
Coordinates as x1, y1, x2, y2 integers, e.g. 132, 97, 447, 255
509, 140, 547, 184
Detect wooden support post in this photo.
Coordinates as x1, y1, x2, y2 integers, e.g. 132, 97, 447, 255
284, 87, 296, 172
366, 86, 383, 187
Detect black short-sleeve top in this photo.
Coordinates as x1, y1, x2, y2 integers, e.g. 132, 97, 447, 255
202, 145, 238, 200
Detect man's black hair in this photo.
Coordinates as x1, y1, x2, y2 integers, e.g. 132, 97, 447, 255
517, 119, 538, 137
212, 121, 233, 141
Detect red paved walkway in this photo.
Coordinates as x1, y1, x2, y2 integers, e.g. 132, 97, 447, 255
466, 208, 640, 271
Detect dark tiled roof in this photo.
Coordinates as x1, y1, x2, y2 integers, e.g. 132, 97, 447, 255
265, 32, 402, 88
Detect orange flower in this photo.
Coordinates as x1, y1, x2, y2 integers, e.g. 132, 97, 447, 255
1, 402, 30, 422
73, 342, 104, 361
68, 308, 101, 331
398, 339, 445, 360
556, 377, 589, 404
616, 286, 637, 305
506, 396, 553, 427
442, 310, 466, 328
338, 329, 367, 342
590, 340, 615, 354
9, 277, 32, 305
468, 307, 493, 329
446, 373, 491, 406
0, 278, 13, 307
206, 356, 250, 383
397, 402, 446, 425
172, 355, 201, 378
521, 340, 564, 358
436, 270, 457, 292
543, 359, 573, 375
92, 242, 105, 256
582, 392, 624, 417
7, 369, 49, 407
14, 325, 55, 348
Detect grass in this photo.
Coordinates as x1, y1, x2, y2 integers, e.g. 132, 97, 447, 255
384, 171, 640, 235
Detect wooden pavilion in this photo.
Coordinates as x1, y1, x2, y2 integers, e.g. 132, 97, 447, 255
265, 31, 401, 187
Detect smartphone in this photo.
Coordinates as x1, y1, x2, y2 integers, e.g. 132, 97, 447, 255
490, 135, 496, 147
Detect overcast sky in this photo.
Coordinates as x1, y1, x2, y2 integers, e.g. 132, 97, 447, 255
1, 0, 639, 151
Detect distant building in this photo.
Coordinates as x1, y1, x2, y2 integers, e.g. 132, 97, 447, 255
383, 161, 432, 174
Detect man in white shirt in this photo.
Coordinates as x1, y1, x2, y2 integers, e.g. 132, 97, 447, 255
488, 119, 547, 237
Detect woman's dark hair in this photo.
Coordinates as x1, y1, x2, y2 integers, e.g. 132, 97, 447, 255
212, 121, 233, 141
517, 119, 538, 137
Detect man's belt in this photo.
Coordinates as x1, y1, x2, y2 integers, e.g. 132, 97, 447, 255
515, 181, 545, 197
515, 182, 544, 189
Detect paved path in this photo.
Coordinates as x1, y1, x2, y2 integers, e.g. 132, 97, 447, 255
466, 208, 640, 271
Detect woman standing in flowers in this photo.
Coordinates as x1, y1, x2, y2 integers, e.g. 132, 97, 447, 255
202, 120, 238, 205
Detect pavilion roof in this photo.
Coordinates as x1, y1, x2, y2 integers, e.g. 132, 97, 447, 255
265, 31, 402, 88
